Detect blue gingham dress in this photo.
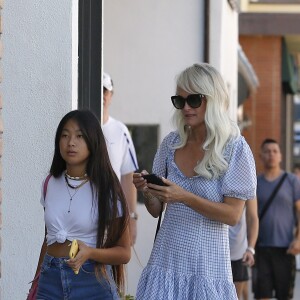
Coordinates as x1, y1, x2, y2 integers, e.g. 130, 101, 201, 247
136, 132, 257, 300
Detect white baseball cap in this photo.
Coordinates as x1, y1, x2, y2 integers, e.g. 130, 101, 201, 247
103, 72, 113, 91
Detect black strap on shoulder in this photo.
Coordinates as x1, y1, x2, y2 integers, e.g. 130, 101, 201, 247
154, 203, 164, 241
259, 172, 287, 221
154, 164, 168, 241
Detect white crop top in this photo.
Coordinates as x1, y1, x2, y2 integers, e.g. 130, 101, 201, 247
40, 175, 98, 247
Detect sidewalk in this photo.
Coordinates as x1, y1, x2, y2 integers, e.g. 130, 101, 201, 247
248, 271, 300, 299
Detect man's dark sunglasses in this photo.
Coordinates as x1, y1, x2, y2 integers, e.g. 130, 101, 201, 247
171, 94, 205, 109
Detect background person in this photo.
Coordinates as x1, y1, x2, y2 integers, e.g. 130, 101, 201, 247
32, 110, 131, 299
102, 72, 139, 245
229, 198, 259, 300
133, 63, 257, 299
255, 138, 300, 300
293, 163, 300, 179
293, 163, 300, 272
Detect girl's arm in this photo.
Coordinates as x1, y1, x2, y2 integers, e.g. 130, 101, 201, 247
68, 220, 131, 271
34, 238, 47, 276
89, 222, 131, 264
29, 229, 47, 290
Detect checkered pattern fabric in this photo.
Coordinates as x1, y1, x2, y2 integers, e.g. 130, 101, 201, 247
136, 132, 257, 300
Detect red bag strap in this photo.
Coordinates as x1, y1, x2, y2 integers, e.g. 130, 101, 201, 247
43, 174, 52, 198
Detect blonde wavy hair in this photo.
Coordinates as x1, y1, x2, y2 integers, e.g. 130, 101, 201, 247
172, 63, 240, 179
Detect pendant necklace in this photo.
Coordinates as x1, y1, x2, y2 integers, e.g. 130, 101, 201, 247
64, 175, 89, 213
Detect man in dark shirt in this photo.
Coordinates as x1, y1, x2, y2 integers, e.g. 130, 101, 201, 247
255, 138, 300, 300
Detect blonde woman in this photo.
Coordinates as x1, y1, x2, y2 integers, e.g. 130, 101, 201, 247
133, 63, 257, 300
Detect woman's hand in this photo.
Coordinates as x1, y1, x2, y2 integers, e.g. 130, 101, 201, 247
133, 170, 149, 191
67, 240, 90, 273
146, 177, 187, 204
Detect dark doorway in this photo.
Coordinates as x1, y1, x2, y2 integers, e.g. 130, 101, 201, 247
78, 0, 102, 118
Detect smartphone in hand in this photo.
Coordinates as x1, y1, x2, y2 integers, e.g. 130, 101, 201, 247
142, 174, 167, 186
69, 239, 79, 274
69, 239, 79, 258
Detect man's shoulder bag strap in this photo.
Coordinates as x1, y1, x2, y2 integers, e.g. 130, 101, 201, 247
259, 172, 287, 221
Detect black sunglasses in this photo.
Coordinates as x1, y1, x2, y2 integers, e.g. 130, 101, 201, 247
171, 94, 205, 109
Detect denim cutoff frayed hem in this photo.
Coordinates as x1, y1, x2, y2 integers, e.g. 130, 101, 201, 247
36, 253, 119, 300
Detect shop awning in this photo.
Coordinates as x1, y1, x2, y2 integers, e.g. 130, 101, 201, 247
282, 38, 298, 95
238, 44, 259, 106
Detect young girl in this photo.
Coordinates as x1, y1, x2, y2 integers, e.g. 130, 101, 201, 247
31, 110, 131, 299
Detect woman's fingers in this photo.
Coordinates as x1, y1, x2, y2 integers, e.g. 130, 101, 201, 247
133, 172, 148, 190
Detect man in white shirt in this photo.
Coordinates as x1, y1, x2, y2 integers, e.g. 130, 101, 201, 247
102, 72, 139, 244
229, 198, 259, 299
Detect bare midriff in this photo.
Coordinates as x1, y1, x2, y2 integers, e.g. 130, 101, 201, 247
47, 240, 72, 257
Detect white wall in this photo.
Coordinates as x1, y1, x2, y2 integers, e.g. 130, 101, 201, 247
2, 1, 76, 299
103, 0, 205, 140
209, 1, 239, 119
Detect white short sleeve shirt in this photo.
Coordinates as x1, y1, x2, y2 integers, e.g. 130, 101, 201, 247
102, 117, 138, 180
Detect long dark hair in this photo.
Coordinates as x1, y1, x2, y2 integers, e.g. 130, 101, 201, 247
50, 109, 129, 292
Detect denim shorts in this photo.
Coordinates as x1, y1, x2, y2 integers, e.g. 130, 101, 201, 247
36, 253, 119, 300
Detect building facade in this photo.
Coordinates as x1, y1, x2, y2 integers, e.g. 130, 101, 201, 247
1, 0, 241, 298
239, 0, 300, 173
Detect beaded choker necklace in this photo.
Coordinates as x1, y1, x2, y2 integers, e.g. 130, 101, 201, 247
65, 171, 88, 181
64, 175, 89, 189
